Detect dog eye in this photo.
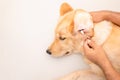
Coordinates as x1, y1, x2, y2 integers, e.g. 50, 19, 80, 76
59, 36, 66, 40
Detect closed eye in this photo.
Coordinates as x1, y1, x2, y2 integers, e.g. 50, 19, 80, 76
59, 36, 66, 40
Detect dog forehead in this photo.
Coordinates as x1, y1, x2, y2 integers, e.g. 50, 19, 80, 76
55, 9, 93, 36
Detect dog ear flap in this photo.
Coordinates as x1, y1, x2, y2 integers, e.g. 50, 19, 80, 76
60, 2, 73, 16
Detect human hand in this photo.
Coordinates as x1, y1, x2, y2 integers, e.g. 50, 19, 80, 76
90, 10, 109, 23
83, 39, 109, 66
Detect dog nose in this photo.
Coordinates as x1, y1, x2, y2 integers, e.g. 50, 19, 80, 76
46, 49, 52, 55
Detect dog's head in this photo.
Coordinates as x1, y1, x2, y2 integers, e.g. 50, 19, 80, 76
46, 3, 94, 57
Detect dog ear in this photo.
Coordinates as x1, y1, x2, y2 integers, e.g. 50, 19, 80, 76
60, 2, 73, 16
73, 11, 94, 37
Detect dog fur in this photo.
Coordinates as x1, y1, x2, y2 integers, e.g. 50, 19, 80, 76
47, 3, 120, 80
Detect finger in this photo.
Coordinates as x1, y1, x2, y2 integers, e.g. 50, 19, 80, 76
87, 39, 98, 49
83, 40, 94, 57
83, 40, 92, 51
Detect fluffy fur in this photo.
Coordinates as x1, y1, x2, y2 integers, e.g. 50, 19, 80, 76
47, 3, 120, 80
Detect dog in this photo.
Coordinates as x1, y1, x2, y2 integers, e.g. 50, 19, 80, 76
46, 3, 120, 80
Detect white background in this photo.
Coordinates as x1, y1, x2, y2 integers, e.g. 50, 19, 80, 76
0, 0, 120, 80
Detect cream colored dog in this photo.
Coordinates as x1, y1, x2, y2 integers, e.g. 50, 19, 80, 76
46, 3, 120, 80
